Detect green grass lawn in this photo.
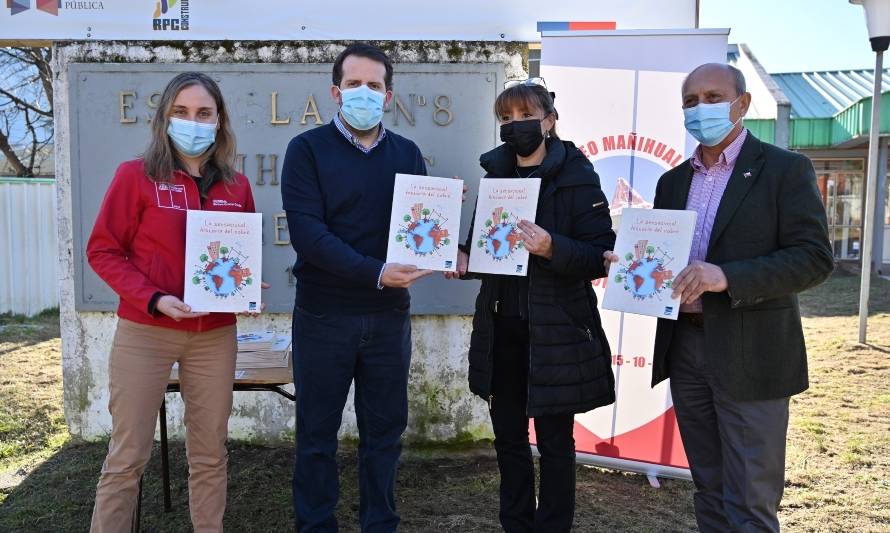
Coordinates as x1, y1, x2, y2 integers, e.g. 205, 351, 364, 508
0, 273, 888, 532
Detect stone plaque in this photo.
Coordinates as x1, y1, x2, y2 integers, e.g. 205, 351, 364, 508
68, 62, 504, 313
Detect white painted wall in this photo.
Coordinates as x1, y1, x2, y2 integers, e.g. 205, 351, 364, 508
64, 312, 490, 444
0, 178, 59, 316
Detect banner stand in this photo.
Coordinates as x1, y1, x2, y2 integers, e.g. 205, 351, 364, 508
537, 28, 731, 481
531, 446, 692, 482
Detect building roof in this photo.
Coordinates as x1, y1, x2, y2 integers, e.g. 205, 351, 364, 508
772, 69, 890, 119
727, 43, 789, 120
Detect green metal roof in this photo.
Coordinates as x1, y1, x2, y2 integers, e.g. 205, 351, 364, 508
772, 69, 890, 119
763, 68, 890, 149
784, 90, 890, 149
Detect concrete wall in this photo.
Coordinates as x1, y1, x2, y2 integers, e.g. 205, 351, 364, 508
54, 40, 527, 443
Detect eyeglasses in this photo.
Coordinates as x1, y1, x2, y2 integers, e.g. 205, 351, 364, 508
504, 77, 547, 90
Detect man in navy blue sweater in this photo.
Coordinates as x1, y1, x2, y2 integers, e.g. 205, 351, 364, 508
281, 43, 431, 532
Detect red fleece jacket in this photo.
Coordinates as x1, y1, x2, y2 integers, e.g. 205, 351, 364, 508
87, 159, 256, 332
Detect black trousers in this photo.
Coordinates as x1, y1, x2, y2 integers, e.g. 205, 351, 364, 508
490, 315, 576, 533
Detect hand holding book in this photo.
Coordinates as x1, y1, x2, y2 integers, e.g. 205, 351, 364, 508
517, 220, 552, 260
157, 295, 210, 321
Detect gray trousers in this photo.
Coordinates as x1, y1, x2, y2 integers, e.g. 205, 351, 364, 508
669, 320, 790, 533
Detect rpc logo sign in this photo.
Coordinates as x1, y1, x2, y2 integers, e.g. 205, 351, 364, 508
153, 0, 189, 31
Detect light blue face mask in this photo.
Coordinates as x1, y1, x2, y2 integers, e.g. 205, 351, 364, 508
338, 85, 386, 131
683, 96, 742, 147
167, 117, 217, 157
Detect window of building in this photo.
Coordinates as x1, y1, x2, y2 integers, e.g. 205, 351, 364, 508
812, 159, 865, 260
528, 46, 540, 78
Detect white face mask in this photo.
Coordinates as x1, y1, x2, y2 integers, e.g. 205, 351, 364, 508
167, 117, 218, 156
683, 96, 742, 147
338, 85, 385, 131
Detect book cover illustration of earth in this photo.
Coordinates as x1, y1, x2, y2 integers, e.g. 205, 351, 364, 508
191, 240, 254, 300
612, 239, 675, 301
477, 207, 524, 261
394, 202, 452, 257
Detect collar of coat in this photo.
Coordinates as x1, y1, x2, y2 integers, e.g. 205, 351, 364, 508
479, 138, 598, 193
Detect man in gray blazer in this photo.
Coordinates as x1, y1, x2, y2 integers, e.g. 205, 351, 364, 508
609, 63, 833, 532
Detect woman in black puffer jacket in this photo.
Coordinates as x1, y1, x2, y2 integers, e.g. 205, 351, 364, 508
447, 81, 616, 533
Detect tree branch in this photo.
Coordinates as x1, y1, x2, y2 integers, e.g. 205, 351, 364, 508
0, 87, 52, 118
0, 46, 53, 176
24, 107, 37, 172
0, 128, 28, 176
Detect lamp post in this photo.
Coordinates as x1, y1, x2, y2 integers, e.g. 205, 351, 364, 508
850, 0, 890, 344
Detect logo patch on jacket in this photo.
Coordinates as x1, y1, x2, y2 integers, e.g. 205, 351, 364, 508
155, 183, 188, 210
212, 199, 243, 208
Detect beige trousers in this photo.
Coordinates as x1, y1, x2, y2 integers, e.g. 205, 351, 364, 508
90, 319, 236, 533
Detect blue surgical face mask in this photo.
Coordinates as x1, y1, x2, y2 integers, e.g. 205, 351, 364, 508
683, 96, 742, 147
338, 85, 386, 131
167, 117, 217, 157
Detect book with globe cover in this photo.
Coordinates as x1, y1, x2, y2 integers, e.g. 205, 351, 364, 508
602, 208, 697, 320
468, 177, 541, 277
183, 210, 263, 313
386, 173, 464, 272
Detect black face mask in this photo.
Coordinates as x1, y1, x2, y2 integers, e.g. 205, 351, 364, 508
500, 119, 544, 157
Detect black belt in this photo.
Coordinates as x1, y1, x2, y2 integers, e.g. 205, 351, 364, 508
678, 313, 704, 328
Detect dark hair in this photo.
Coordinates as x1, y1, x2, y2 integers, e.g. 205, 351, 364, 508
494, 84, 559, 139
332, 43, 394, 90
142, 72, 236, 195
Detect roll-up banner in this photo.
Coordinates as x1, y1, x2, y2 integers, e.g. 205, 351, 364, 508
536, 29, 730, 480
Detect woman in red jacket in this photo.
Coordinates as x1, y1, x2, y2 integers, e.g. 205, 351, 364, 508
86, 72, 256, 533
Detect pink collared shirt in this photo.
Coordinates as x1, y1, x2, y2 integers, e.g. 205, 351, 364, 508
681, 128, 748, 313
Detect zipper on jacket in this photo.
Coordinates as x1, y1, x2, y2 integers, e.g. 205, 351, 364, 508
525, 265, 533, 417
175, 169, 203, 211
558, 299, 595, 342
485, 293, 496, 411
488, 298, 499, 405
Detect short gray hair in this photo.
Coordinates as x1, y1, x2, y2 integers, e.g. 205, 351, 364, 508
727, 64, 747, 96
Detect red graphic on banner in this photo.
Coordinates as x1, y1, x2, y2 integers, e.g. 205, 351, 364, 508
531, 408, 689, 469
578, 133, 684, 168
611, 177, 654, 216
568, 21, 617, 30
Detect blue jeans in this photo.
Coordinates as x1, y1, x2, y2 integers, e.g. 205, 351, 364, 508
292, 304, 411, 533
